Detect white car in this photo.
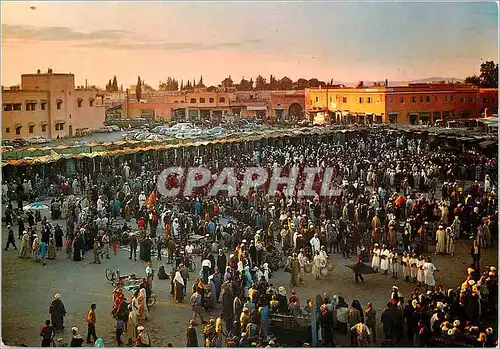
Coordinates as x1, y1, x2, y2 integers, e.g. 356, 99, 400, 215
28, 136, 49, 144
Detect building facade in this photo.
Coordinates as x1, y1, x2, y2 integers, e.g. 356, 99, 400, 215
2, 69, 105, 140
122, 89, 305, 122
305, 83, 498, 124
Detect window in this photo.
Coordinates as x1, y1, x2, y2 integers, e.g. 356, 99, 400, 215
56, 101, 63, 109
209, 98, 214, 103
411, 97, 416, 103
55, 123, 64, 131
3, 104, 13, 111
470, 97, 475, 103
493, 97, 497, 103
390, 97, 394, 104
29, 125, 35, 134
483, 97, 488, 103
190, 98, 196, 103
13, 103, 22, 111
400, 96, 405, 104
342, 97, 347, 103
460, 97, 465, 103
89, 98, 94, 107
41, 102, 47, 110
445, 96, 448, 103
450, 95, 455, 102
42, 124, 47, 132
26, 102, 36, 111
329, 97, 333, 103
77, 99, 83, 108
199, 98, 205, 103
219, 97, 226, 103
359, 97, 364, 103
419, 96, 424, 103
5, 127, 10, 134
15, 126, 22, 135
426, 96, 430, 103
367, 97, 372, 103
315, 97, 319, 103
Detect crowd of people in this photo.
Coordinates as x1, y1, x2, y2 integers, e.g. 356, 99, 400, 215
2, 128, 498, 347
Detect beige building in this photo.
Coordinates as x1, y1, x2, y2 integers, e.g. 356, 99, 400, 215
2, 69, 105, 140
123, 89, 305, 122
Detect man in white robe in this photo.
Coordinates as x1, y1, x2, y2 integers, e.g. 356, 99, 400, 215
423, 258, 437, 291
310, 234, 321, 255
435, 225, 446, 254
379, 245, 390, 275
371, 244, 380, 272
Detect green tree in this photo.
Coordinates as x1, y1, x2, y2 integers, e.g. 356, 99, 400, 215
221, 76, 234, 88
479, 61, 498, 88
269, 74, 278, 90
296, 78, 308, 90
112, 75, 118, 91
464, 75, 481, 86
198, 75, 205, 88
308, 78, 320, 88
255, 75, 266, 90
136, 75, 142, 102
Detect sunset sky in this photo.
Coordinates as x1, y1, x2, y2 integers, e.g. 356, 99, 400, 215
2, 1, 498, 88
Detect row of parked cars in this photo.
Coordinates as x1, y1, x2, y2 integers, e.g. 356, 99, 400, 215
122, 121, 263, 142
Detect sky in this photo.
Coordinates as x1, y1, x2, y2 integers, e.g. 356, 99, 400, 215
1, 1, 498, 88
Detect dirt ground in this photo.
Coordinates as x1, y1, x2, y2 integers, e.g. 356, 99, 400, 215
2, 221, 497, 347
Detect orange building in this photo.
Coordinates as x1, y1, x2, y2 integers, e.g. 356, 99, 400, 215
305, 83, 498, 124
123, 89, 305, 122
2, 69, 105, 140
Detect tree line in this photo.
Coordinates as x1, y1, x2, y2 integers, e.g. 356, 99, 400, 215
464, 61, 498, 88
105, 75, 123, 92
157, 75, 332, 92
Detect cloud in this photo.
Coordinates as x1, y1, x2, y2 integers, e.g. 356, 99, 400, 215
2, 24, 128, 42
74, 38, 263, 51
2, 24, 263, 52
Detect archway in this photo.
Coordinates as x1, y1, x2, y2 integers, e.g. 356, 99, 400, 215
287, 103, 304, 121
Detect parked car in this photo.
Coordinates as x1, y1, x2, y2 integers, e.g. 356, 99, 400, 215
12, 138, 29, 148
28, 136, 50, 144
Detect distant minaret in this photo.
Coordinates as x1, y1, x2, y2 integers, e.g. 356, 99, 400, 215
85, 79, 88, 89
385, 79, 388, 87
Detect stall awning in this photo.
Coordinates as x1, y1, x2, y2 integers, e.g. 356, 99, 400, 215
28, 122, 36, 126
55, 120, 66, 124
479, 140, 497, 148
408, 112, 418, 116
246, 106, 267, 111
41, 121, 48, 126
388, 112, 399, 116
365, 113, 373, 116
273, 107, 285, 110
15, 123, 22, 128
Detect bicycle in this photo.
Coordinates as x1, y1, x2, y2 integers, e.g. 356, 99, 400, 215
184, 255, 196, 272
105, 268, 139, 287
